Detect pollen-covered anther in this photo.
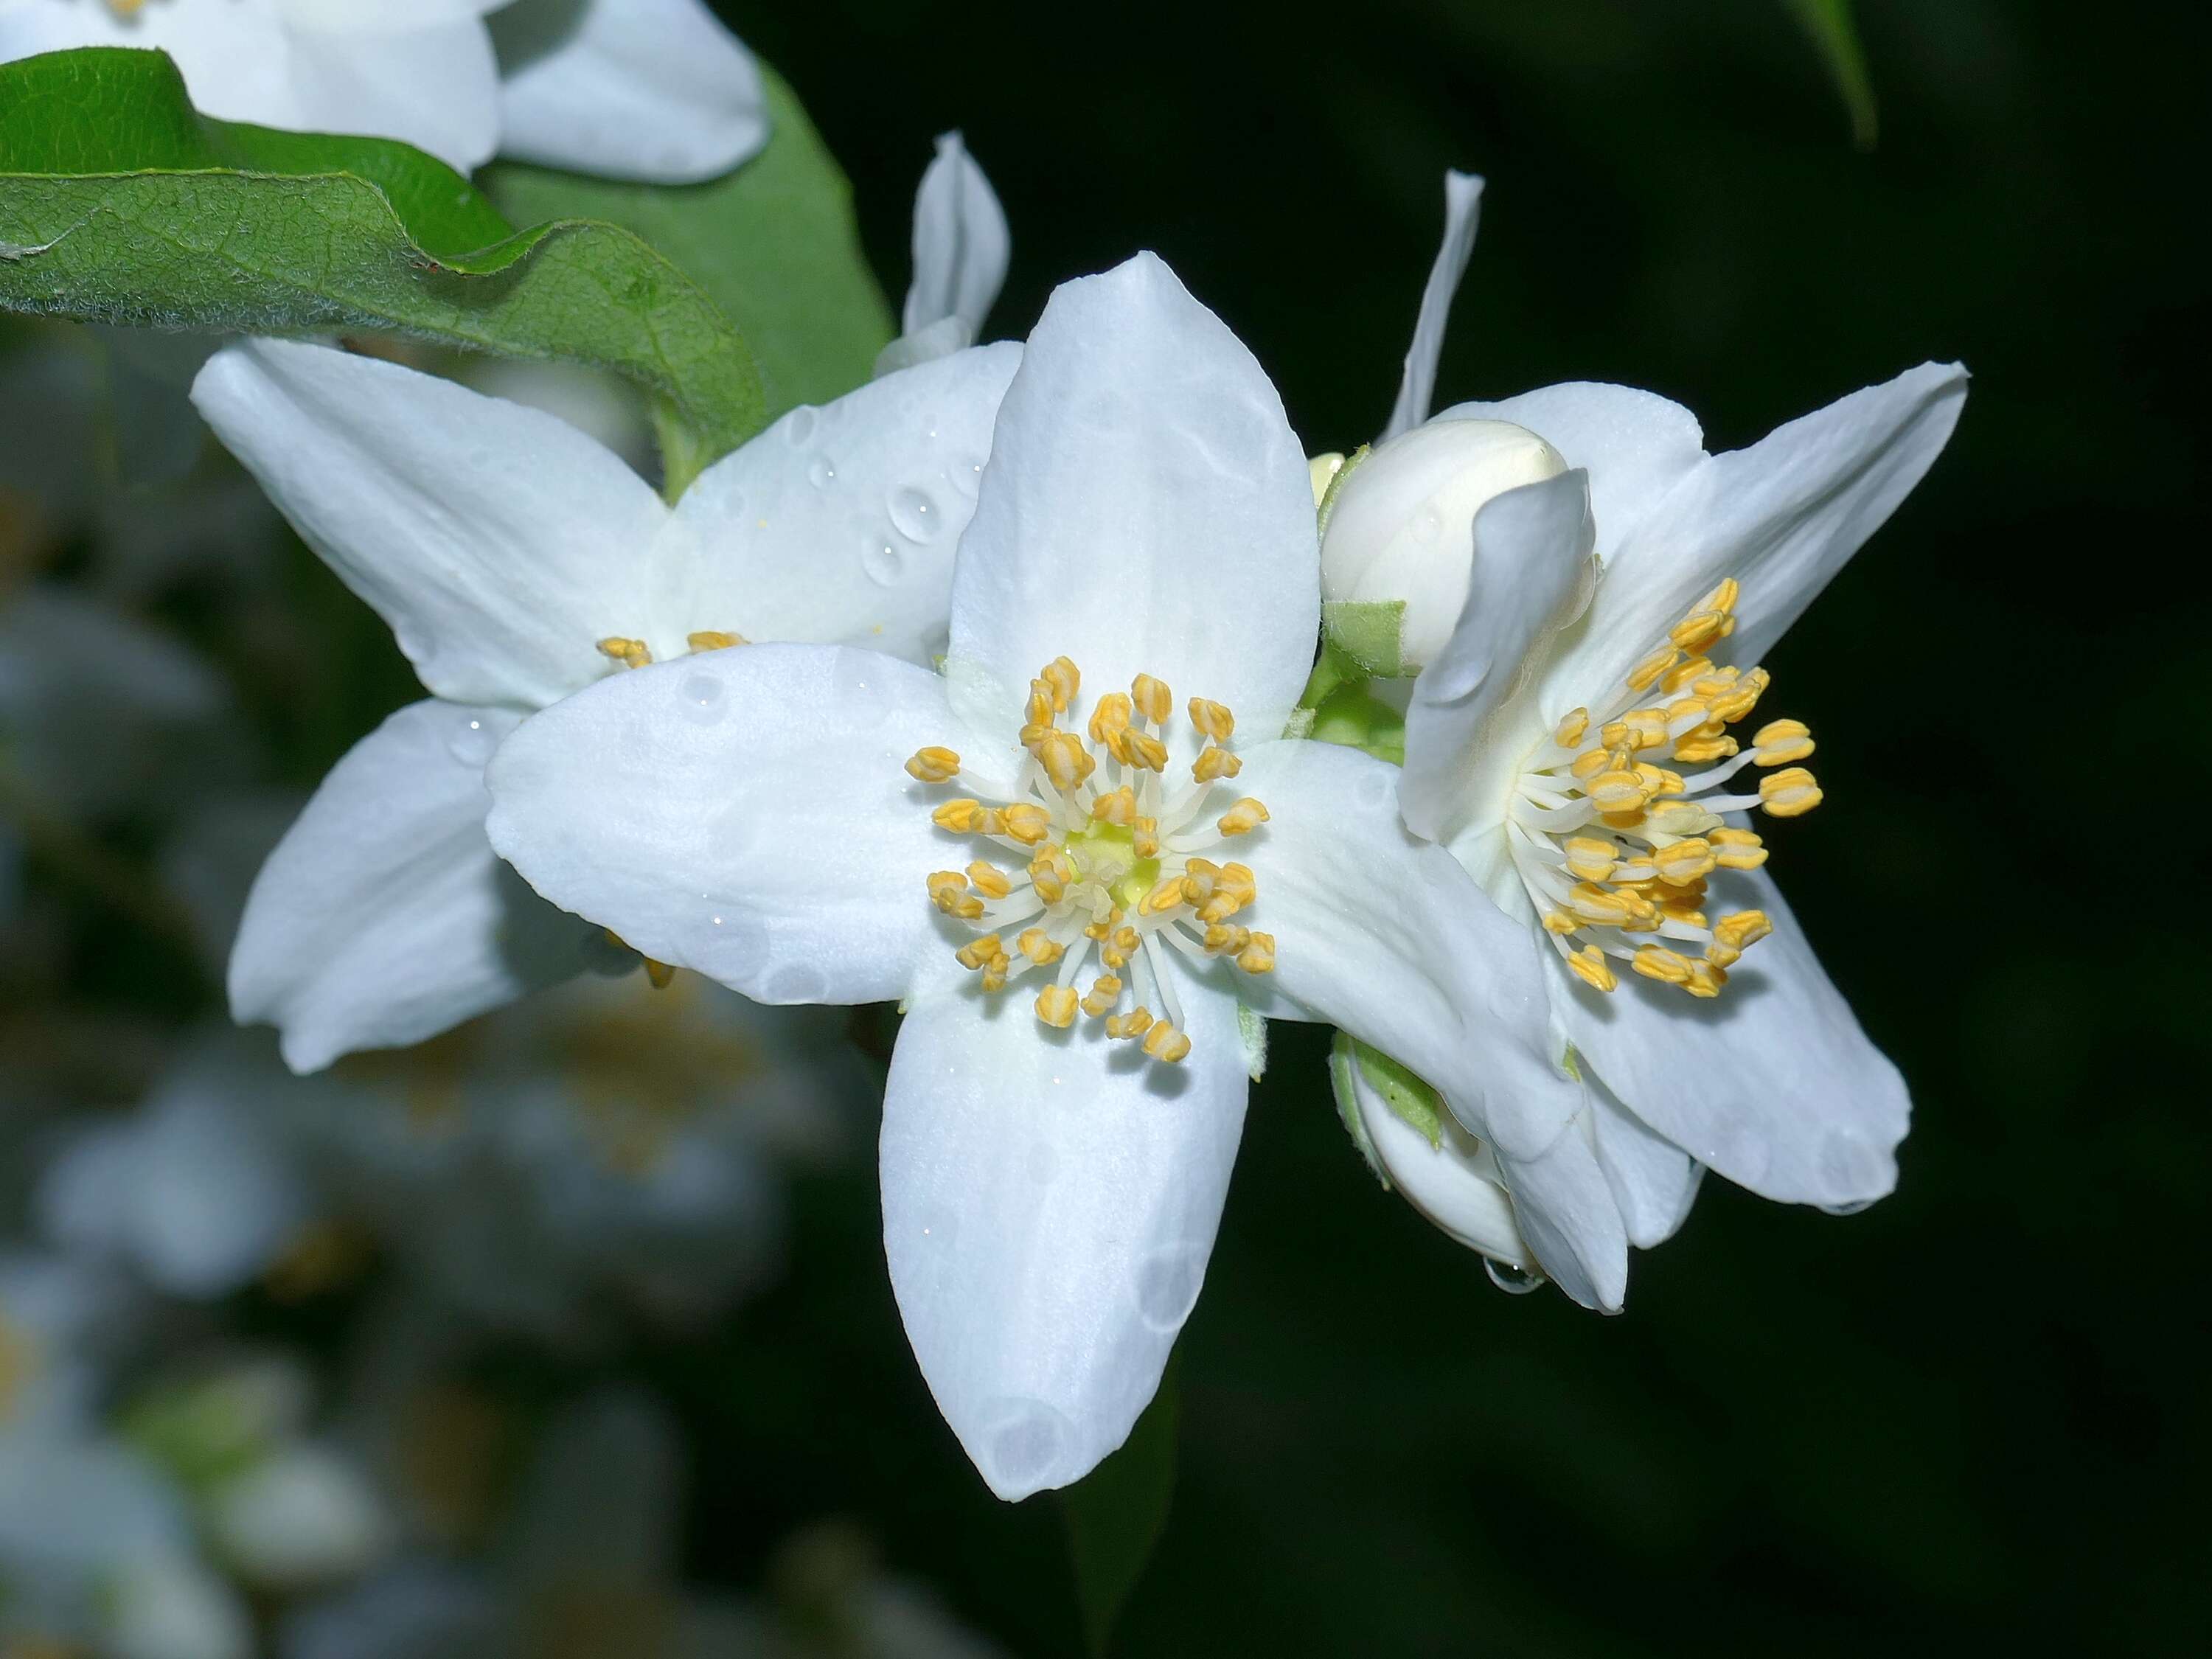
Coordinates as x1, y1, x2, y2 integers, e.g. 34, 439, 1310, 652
908, 657, 1270, 1060
906, 746, 961, 783
1759, 768, 1823, 817
597, 636, 653, 669
686, 630, 748, 653
1752, 719, 1816, 766
1632, 945, 1696, 986
1567, 946, 1617, 992
1653, 838, 1717, 886
1711, 828, 1767, 869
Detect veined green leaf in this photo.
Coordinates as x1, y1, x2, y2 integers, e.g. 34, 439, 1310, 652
0, 47, 765, 456
484, 67, 894, 417
1782, 0, 1879, 150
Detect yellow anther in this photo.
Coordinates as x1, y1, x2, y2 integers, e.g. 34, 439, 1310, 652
981, 951, 1011, 992
1017, 927, 1065, 966
955, 934, 1003, 971
1088, 692, 1133, 745
1141, 873, 1189, 915
1035, 729, 1093, 792
931, 799, 984, 832
1131, 673, 1172, 726
1632, 945, 1696, 985
1611, 858, 1657, 885
1563, 837, 1618, 883
1653, 838, 1717, 886
1648, 800, 1721, 837
1567, 946, 1618, 992
686, 630, 747, 653
1217, 797, 1270, 837
1029, 849, 1072, 903
1705, 943, 1742, 970
1711, 667, 1770, 724
1752, 718, 1815, 766
1618, 892, 1663, 932
1758, 767, 1823, 817
1198, 863, 1255, 923
1663, 655, 1715, 695
1697, 577, 1741, 616
1203, 922, 1250, 956
1601, 710, 1670, 754
1713, 910, 1773, 952
1587, 770, 1648, 814
1133, 818, 1160, 858
1090, 785, 1138, 826
1568, 883, 1634, 927
1684, 961, 1729, 998
1543, 908, 1581, 936
1711, 827, 1769, 869
1668, 609, 1734, 653
905, 746, 961, 783
1107, 1006, 1155, 1041
1025, 681, 1059, 731
1034, 985, 1079, 1029
1626, 645, 1680, 694
1571, 748, 1612, 782
1189, 698, 1236, 742
926, 871, 984, 920
1117, 729, 1169, 771
1141, 1020, 1192, 1063
1236, 931, 1276, 975
998, 803, 1053, 844
596, 636, 653, 669
1081, 975, 1124, 1018
1192, 745, 1242, 783
1100, 924, 1141, 970
966, 861, 1011, 899
1554, 706, 1591, 747
1040, 656, 1080, 711
1671, 730, 1739, 765
641, 956, 676, 990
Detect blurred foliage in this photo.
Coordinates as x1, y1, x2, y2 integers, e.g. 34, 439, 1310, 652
1783, 0, 1879, 147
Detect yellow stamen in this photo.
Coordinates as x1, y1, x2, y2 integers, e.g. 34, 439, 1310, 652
1567, 946, 1617, 992
1752, 718, 1815, 766
686, 630, 747, 653
1631, 945, 1695, 986
1217, 797, 1270, 836
1759, 767, 1823, 817
1141, 1020, 1192, 1063
1188, 698, 1235, 742
597, 636, 653, 669
1131, 673, 1172, 726
906, 746, 961, 783
1035, 985, 1079, 1028
1235, 931, 1276, 975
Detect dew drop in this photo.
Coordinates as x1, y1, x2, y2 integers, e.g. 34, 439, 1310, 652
762, 963, 829, 1004
1413, 507, 1444, 544
1484, 1259, 1546, 1295
1134, 1245, 1206, 1332
829, 648, 896, 727
981, 1398, 1075, 1493
861, 539, 903, 586
678, 671, 725, 726
887, 485, 942, 543
1821, 1197, 1876, 1217
783, 406, 818, 445
913, 1205, 959, 1248
807, 455, 838, 489
445, 717, 497, 768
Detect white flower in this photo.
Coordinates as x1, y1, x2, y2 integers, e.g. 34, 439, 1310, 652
0, 0, 768, 181
187, 333, 1019, 1070
484, 253, 1582, 1498
1326, 200, 1969, 1303
876, 131, 1012, 378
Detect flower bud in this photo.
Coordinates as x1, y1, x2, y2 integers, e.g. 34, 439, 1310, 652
1320, 418, 1567, 671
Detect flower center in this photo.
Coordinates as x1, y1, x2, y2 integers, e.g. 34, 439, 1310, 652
1506, 577, 1820, 998
908, 658, 1276, 1062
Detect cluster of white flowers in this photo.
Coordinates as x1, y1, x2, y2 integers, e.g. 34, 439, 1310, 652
0, 10, 1964, 1646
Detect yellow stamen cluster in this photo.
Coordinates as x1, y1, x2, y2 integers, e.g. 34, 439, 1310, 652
1511, 576, 1819, 998
909, 658, 1275, 1061
595, 629, 750, 672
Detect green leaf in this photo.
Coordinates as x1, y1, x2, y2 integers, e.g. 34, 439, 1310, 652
1782, 0, 1878, 150
1329, 1030, 1388, 1184
0, 48, 765, 456
1352, 1034, 1448, 1148
484, 66, 894, 417
1061, 1357, 1179, 1656
1321, 597, 1407, 678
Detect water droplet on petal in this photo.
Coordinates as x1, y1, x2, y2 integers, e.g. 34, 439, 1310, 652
783, 407, 818, 445
888, 485, 942, 543
1413, 507, 1443, 543
445, 717, 497, 768
762, 963, 829, 1004
862, 540, 903, 586
1134, 1244, 1206, 1332
1485, 1259, 1547, 1295
980, 1398, 1077, 1494
678, 672, 725, 725
807, 456, 838, 488
912, 1205, 959, 1247
829, 649, 896, 727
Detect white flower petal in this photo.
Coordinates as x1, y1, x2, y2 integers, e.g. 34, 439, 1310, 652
486, 644, 950, 1006
281, 19, 502, 173
190, 340, 670, 709
1437, 380, 1707, 566
880, 978, 1248, 1500
1399, 469, 1595, 843
0, 1, 305, 132
230, 700, 599, 1074
278, 0, 505, 31
1381, 170, 1483, 442
1497, 1123, 1628, 1312
1235, 738, 1584, 1163
1586, 1077, 1703, 1250
1551, 868, 1909, 1208
666, 343, 1022, 669
1357, 1074, 1531, 1265
490, 0, 768, 183
945, 254, 1318, 743
1542, 361, 1968, 702
902, 131, 1011, 342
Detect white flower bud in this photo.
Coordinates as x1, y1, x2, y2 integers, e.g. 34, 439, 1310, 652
1353, 1068, 1533, 1268
1320, 418, 1567, 671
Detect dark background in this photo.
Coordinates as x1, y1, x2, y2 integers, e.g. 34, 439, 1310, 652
666, 1, 2207, 1654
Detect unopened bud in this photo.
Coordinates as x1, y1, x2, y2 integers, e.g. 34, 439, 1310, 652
1319, 418, 1567, 671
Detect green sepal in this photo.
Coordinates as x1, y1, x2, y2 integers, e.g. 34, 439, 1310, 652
1314, 440, 1368, 539
1328, 1030, 1388, 1186
1354, 1034, 1447, 1147
1321, 597, 1407, 679
1236, 1004, 1269, 1081
0, 48, 766, 458
1306, 683, 1404, 765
